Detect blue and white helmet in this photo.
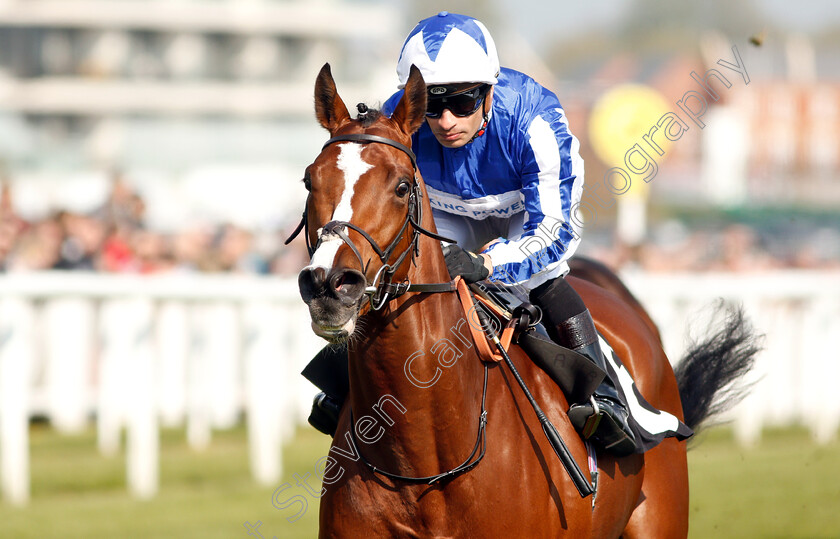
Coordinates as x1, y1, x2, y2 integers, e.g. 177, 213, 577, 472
397, 12, 500, 89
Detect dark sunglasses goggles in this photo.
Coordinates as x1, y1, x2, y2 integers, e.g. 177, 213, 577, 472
425, 84, 490, 118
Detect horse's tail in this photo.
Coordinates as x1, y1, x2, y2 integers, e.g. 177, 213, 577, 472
674, 301, 762, 432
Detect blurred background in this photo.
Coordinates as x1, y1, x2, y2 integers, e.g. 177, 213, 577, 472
0, 0, 838, 537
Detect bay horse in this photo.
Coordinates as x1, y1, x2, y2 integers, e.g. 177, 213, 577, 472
295, 63, 757, 538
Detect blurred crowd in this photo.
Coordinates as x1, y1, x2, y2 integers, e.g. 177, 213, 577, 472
1, 178, 838, 276
0, 179, 310, 276
585, 221, 840, 272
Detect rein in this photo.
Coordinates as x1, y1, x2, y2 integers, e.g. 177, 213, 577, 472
346, 277, 510, 485
350, 278, 593, 496
350, 362, 490, 485
285, 133, 455, 310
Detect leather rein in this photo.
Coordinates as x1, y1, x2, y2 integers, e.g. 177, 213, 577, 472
284, 133, 457, 310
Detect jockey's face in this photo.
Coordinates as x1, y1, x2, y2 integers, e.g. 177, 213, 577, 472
426, 87, 493, 149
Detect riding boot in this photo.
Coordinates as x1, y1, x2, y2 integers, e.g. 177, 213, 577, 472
301, 346, 350, 438
529, 277, 637, 456
559, 312, 638, 457
308, 391, 343, 437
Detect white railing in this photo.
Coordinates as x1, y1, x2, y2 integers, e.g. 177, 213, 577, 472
0, 272, 325, 506
622, 270, 840, 446
0, 270, 838, 505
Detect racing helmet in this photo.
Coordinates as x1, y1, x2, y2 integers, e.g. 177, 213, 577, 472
396, 12, 500, 89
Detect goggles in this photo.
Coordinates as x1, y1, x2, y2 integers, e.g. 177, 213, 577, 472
425, 84, 489, 118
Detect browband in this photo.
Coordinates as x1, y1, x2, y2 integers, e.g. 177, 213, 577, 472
323, 134, 417, 171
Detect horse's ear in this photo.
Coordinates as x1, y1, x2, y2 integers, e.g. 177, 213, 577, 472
314, 63, 351, 132
391, 65, 427, 136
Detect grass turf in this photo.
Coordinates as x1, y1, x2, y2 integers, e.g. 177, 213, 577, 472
1, 423, 330, 539
0, 423, 837, 538
687, 426, 840, 539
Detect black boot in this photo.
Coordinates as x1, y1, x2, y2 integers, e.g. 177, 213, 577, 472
308, 392, 342, 437
301, 346, 349, 438
529, 278, 637, 456
559, 313, 638, 457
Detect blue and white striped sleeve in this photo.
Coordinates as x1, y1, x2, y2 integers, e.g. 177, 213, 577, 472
483, 105, 585, 287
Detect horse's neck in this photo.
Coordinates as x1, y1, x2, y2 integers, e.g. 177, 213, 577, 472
349, 232, 471, 403
346, 234, 485, 471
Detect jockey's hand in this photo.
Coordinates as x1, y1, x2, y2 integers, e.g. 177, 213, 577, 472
442, 244, 491, 283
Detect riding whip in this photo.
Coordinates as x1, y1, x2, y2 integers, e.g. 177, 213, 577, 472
473, 304, 594, 498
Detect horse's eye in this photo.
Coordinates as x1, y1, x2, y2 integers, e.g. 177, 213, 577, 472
395, 180, 411, 198
303, 174, 312, 191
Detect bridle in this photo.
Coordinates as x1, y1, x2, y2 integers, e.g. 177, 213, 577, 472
285, 133, 456, 310
286, 131, 494, 485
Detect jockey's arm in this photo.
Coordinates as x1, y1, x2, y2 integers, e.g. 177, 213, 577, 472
481, 112, 583, 287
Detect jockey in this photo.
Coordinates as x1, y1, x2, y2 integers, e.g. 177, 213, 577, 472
307, 12, 638, 456
387, 12, 638, 456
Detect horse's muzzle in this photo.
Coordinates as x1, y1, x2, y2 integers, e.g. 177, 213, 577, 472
299, 266, 367, 342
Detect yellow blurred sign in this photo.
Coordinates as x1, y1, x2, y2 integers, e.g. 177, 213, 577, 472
588, 84, 670, 198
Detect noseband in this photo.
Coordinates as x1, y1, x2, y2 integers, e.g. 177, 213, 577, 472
285, 133, 455, 310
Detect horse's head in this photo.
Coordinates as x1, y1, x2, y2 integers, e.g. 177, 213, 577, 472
296, 63, 429, 342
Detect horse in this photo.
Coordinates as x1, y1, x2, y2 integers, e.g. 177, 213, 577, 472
294, 63, 757, 538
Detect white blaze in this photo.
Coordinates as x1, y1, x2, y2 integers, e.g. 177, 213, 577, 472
306, 144, 372, 271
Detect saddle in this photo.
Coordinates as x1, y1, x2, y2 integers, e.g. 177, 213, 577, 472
465, 284, 605, 405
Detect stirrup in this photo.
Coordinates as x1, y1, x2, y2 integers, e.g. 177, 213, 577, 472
568, 396, 637, 457
577, 396, 602, 439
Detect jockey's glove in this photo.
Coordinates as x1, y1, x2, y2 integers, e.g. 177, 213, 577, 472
442, 244, 490, 283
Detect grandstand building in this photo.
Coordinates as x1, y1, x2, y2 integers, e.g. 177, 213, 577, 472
0, 0, 402, 228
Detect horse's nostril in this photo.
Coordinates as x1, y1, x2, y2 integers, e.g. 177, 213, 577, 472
299, 266, 328, 302
330, 269, 367, 305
